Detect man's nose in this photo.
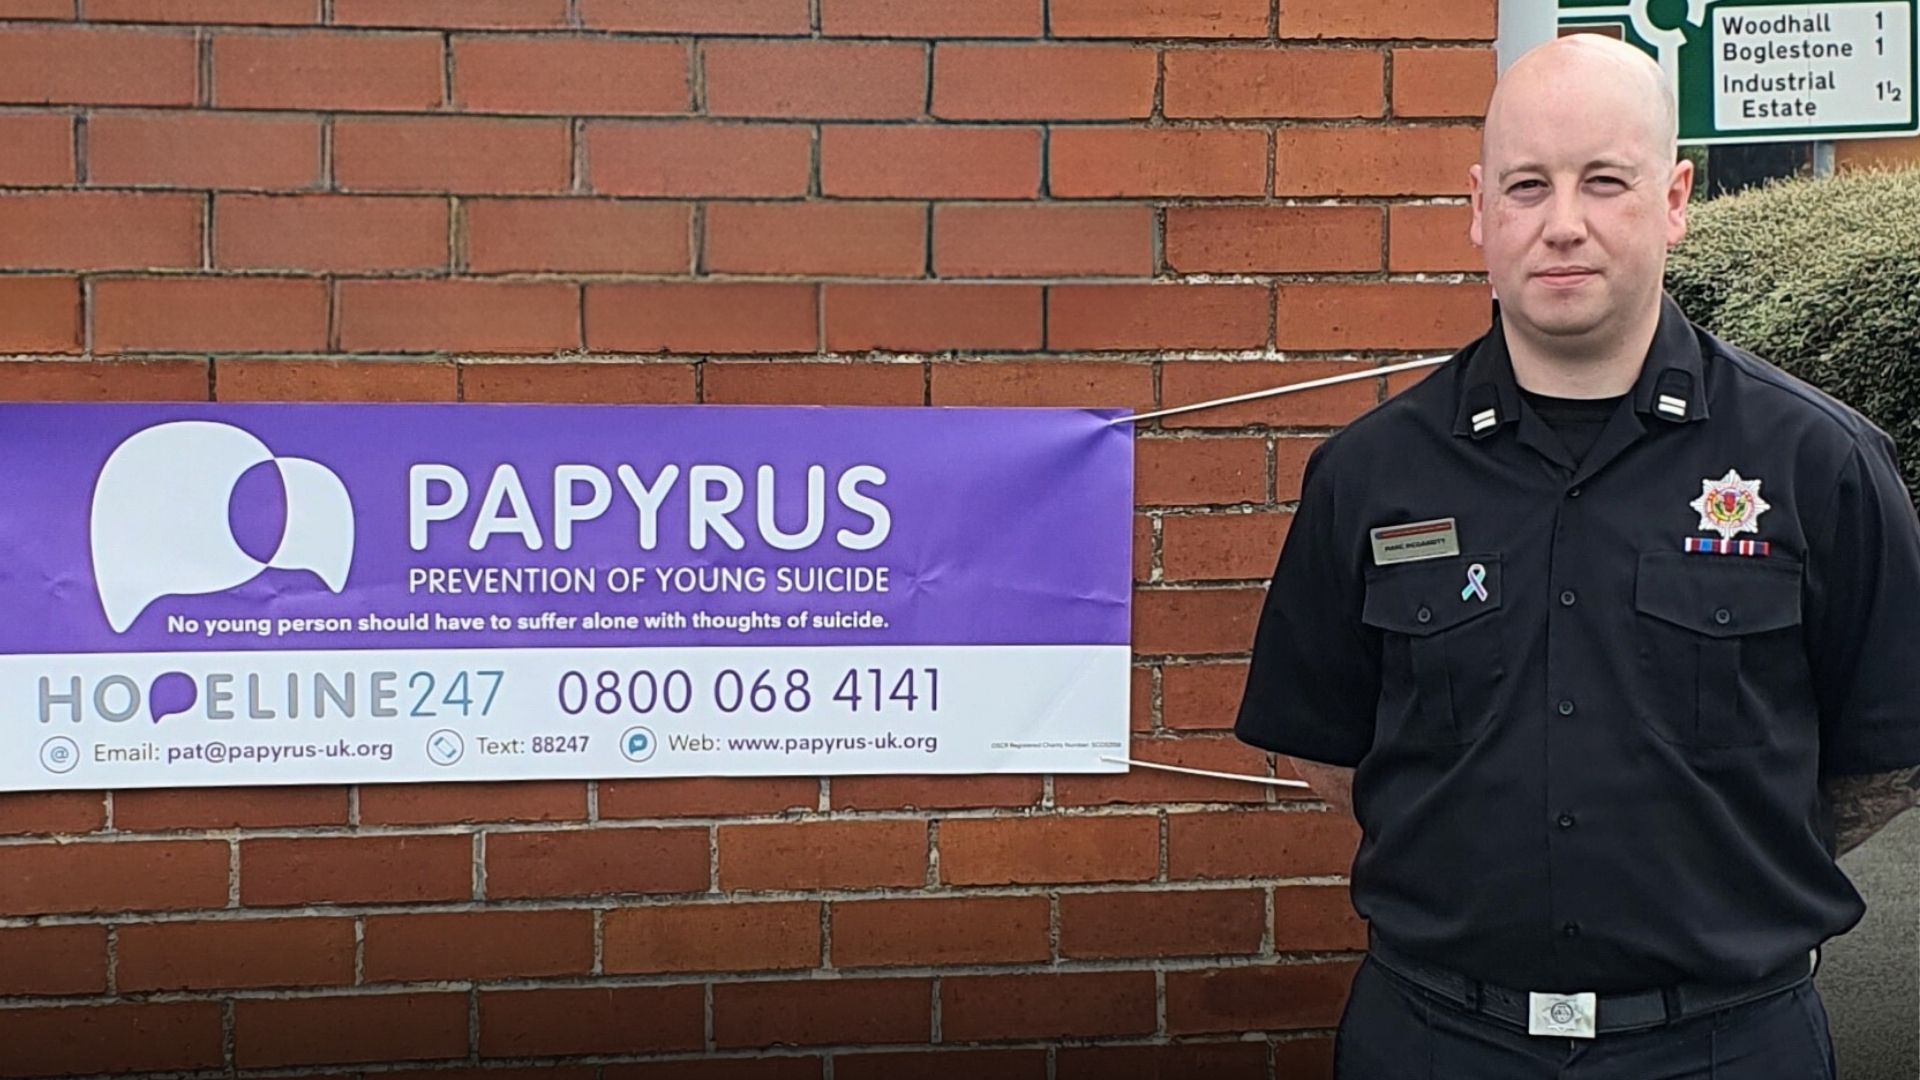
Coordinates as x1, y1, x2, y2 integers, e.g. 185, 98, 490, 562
1542, 187, 1588, 244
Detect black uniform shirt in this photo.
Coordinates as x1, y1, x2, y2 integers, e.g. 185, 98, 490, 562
1236, 294, 1920, 992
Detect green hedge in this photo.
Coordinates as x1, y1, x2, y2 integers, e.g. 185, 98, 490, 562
1664, 167, 1920, 494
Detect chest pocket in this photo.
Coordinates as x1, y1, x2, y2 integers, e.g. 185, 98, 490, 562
1633, 551, 1807, 748
1361, 554, 1506, 747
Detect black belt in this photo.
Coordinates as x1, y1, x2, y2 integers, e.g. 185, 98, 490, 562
1366, 932, 1814, 1036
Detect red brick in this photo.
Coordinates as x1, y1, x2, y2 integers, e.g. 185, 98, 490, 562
825, 284, 1042, 352
1166, 960, 1357, 1034
718, 819, 926, 890
1134, 586, 1262, 655
1165, 48, 1382, 118
0, 111, 72, 184
1163, 660, 1251, 731
235, 994, 469, 1067
1281, 0, 1495, 40
0, 0, 72, 15
824, 0, 1040, 36
1168, 809, 1360, 879
1159, 361, 1379, 430
1049, 284, 1269, 351
822, 124, 1041, 199
1273, 1039, 1337, 1079
385, 1069, 597, 1080
705, 40, 925, 119
357, 780, 588, 825
1276, 125, 1479, 196
334, 0, 570, 28
83, 0, 316, 22
0, 1003, 223, 1078
1057, 1043, 1270, 1080
465, 198, 690, 274
0, 840, 228, 915
1393, 47, 1495, 117
1389, 202, 1480, 272
1274, 883, 1367, 950
599, 776, 819, 818
0, 359, 206, 399
364, 910, 594, 981
485, 827, 709, 898
1165, 205, 1383, 273
1277, 282, 1489, 350
930, 359, 1153, 409
604, 1062, 823, 1080
828, 774, 1043, 811
1135, 515, 1155, 583
215, 194, 447, 271
714, 978, 930, 1048
336, 279, 580, 354
453, 36, 688, 115
934, 44, 1155, 120
1132, 664, 1155, 729
114, 786, 349, 830
1060, 888, 1264, 958
939, 815, 1157, 885
214, 30, 441, 111
1135, 438, 1267, 506
1052, 127, 1266, 197
934, 203, 1153, 277
1162, 511, 1291, 581
0, 926, 108, 996
1051, 0, 1267, 38
580, 0, 809, 33
88, 111, 321, 189
216, 359, 457, 401
117, 918, 353, 991
94, 277, 329, 353
0, 276, 81, 353
335, 116, 570, 194
832, 896, 1049, 967
480, 986, 706, 1057
837, 1050, 1047, 1080
585, 283, 819, 354
942, 972, 1157, 1040
0, 26, 196, 105
241, 835, 471, 906
587, 121, 812, 197
704, 361, 923, 405
461, 361, 696, 404
0, 191, 200, 270
604, 901, 820, 974
705, 201, 926, 277
1056, 735, 1277, 805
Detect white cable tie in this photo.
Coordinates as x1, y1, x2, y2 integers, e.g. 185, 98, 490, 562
1098, 755, 1311, 788
1110, 354, 1454, 427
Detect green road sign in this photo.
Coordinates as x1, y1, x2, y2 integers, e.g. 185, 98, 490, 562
1557, 0, 1917, 144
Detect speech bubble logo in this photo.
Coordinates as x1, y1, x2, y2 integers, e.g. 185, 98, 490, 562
91, 421, 355, 633
148, 671, 197, 724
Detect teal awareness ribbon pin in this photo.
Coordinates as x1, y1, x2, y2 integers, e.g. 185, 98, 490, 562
1461, 562, 1489, 602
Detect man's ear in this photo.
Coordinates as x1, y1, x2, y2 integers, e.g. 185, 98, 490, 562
1666, 157, 1694, 247
1469, 163, 1486, 248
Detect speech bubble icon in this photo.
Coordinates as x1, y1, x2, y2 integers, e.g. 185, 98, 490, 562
148, 671, 197, 724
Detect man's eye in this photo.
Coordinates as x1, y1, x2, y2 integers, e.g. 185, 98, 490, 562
1589, 176, 1627, 188
1507, 180, 1544, 194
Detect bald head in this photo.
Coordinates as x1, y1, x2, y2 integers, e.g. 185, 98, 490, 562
1486, 34, 1678, 167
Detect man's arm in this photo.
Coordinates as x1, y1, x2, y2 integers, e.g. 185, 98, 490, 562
1822, 766, 1920, 856
1290, 757, 1355, 820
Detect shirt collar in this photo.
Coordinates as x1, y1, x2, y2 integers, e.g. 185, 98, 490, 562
1452, 292, 1710, 440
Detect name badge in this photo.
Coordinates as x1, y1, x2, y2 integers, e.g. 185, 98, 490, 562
1528, 991, 1598, 1039
1369, 517, 1460, 566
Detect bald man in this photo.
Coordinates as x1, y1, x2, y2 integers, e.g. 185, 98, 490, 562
1236, 34, 1920, 1078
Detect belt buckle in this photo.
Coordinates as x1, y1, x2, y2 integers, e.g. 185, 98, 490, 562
1528, 991, 1598, 1039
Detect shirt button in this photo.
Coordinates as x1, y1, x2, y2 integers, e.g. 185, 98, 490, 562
1568, 487, 1582, 498
1559, 590, 1577, 607
1557, 699, 1576, 716
1558, 813, 1576, 828
1714, 608, 1732, 626
1563, 923, 1581, 938
1416, 606, 1433, 624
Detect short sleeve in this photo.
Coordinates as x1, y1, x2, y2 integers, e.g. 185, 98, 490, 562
1234, 445, 1379, 767
1806, 430, 1920, 775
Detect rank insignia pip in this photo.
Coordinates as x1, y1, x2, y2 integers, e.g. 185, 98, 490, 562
1690, 469, 1771, 541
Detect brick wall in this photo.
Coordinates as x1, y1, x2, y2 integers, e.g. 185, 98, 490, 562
0, 1, 1495, 1075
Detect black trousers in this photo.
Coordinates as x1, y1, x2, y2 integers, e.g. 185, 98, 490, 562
1334, 957, 1838, 1079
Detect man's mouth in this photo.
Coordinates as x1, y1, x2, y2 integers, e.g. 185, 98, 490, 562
1534, 267, 1598, 287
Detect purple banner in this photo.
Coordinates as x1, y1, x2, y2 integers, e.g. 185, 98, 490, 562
0, 404, 1133, 654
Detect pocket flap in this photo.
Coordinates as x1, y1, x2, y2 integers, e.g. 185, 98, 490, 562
1363, 554, 1502, 636
1634, 550, 1802, 637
